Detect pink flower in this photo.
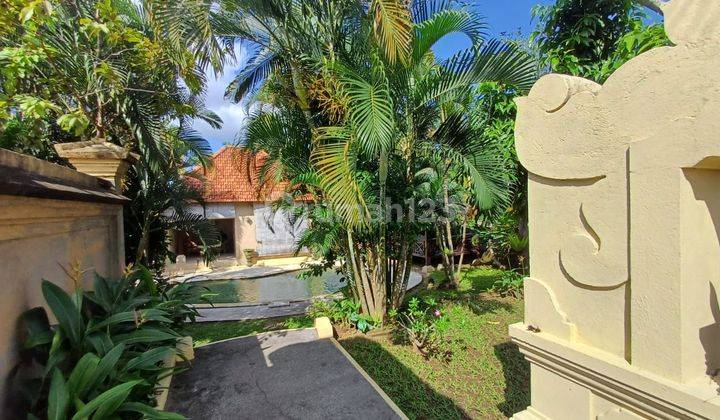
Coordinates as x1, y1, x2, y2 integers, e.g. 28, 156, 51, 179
434, 309, 441, 317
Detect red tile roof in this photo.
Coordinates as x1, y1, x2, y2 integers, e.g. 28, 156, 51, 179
186, 146, 288, 203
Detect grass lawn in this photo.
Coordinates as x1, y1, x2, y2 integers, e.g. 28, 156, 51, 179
182, 316, 314, 346
183, 267, 529, 419
338, 268, 528, 419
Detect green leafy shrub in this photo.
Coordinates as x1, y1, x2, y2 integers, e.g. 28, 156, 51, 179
490, 270, 525, 298
306, 298, 376, 333
14, 267, 192, 419
396, 297, 450, 358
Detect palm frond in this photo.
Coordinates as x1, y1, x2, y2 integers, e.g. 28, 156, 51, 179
415, 40, 537, 108
332, 60, 395, 157
142, 0, 229, 75
225, 49, 280, 102
311, 127, 370, 228
433, 113, 510, 211
178, 127, 213, 161
243, 109, 312, 183
472, 39, 538, 93
410, 0, 454, 23
371, 0, 413, 65
412, 8, 488, 63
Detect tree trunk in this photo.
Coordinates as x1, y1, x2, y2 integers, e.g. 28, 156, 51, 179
135, 215, 152, 264
347, 230, 372, 315
390, 236, 413, 309
441, 182, 456, 284
455, 211, 469, 286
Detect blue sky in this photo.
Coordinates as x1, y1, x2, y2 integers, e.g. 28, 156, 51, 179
194, 0, 554, 151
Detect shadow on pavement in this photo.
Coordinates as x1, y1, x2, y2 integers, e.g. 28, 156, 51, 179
166, 329, 404, 419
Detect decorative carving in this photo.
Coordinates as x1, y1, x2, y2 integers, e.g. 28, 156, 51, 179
516, 73, 629, 289
524, 278, 577, 342
510, 0, 720, 417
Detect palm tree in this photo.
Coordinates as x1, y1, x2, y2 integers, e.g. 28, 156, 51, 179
124, 127, 221, 271
1, 0, 228, 273
221, 0, 537, 320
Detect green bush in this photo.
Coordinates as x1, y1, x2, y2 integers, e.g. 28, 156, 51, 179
306, 298, 376, 333
396, 297, 450, 359
490, 270, 525, 298
14, 266, 196, 419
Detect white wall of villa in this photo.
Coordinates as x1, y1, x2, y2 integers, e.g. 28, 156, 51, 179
173, 202, 308, 261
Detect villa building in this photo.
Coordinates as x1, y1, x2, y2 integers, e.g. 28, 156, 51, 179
170, 146, 308, 266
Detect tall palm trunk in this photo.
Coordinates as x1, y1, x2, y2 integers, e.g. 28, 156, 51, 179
455, 210, 469, 283
441, 180, 457, 285
135, 214, 152, 264
347, 229, 373, 315
346, 230, 388, 322
390, 235, 414, 309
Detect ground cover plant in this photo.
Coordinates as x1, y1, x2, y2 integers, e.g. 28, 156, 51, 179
12, 266, 203, 419
395, 296, 450, 359
307, 296, 378, 333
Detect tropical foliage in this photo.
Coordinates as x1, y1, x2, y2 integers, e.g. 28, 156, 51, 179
221, 0, 537, 320
396, 296, 450, 358
307, 298, 377, 333
0, 0, 224, 268
124, 133, 220, 272
532, 0, 671, 82
13, 265, 206, 419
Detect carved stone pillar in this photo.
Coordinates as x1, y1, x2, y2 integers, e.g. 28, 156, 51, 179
54, 140, 137, 192
510, 0, 720, 418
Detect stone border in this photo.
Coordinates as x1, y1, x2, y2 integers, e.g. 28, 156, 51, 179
178, 265, 305, 283
155, 336, 194, 411
510, 323, 720, 419
191, 294, 339, 309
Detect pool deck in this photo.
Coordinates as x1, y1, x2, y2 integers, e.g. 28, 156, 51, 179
196, 300, 316, 322
165, 329, 407, 419
173, 264, 305, 283
192, 272, 423, 322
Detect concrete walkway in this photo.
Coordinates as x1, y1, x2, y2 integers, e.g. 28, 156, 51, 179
166, 329, 406, 419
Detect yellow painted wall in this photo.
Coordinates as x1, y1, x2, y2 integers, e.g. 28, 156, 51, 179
510, 0, 720, 418
0, 151, 125, 415
233, 203, 257, 251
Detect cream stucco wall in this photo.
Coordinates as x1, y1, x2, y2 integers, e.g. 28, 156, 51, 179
234, 203, 258, 252
0, 150, 126, 415
511, 0, 720, 418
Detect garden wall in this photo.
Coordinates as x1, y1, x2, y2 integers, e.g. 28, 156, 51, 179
0, 148, 127, 414
510, 0, 720, 418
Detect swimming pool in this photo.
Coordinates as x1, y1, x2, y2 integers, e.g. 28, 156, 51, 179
190, 270, 346, 304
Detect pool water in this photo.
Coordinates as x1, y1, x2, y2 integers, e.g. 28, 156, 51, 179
190, 270, 347, 304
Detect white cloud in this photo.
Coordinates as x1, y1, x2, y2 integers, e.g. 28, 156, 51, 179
192, 43, 251, 151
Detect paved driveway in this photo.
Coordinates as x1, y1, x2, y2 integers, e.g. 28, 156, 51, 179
166, 329, 406, 419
